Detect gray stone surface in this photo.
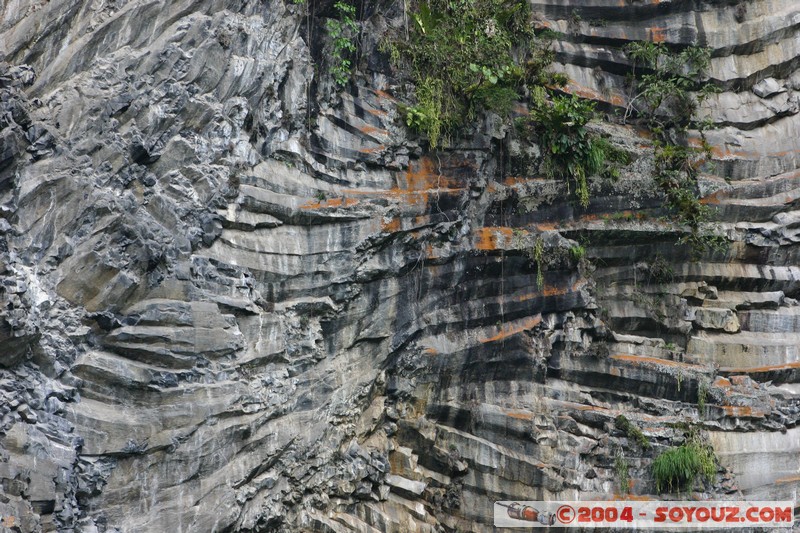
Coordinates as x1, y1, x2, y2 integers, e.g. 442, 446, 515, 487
0, 0, 798, 532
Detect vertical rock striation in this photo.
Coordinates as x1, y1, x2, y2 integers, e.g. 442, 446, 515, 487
0, 0, 798, 531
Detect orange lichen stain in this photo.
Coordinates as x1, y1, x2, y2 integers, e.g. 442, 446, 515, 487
373, 89, 397, 101
534, 222, 558, 231
423, 347, 438, 355
610, 354, 706, 371
720, 361, 800, 374
610, 494, 655, 502
649, 27, 667, 42
574, 404, 609, 412
382, 218, 401, 232
359, 124, 388, 136
300, 197, 359, 209
373, 157, 464, 207
359, 145, 386, 153
340, 157, 466, 210
708, 145, 800, 161
367, 108, 388, 117
564, 83, 626, 107
505, 409, 534, 421
713, 376, 732, 388
721, 405, 765, 418
541, 284, 568, 297
579, 213, 602, 222
510, 279, 587, 302
403, 157, 453, 191
474, 227, 515, 251
699, 191, 723, 205
479, 315, 542, 344
502, 176, 526, 186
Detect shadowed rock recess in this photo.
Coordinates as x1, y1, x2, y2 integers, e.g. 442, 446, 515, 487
1, 0, 799, 531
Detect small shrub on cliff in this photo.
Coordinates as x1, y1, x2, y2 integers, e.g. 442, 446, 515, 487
615, 415, 650, 450
388, 0, 563, 147
512, 87, 631, 207
624, 41, 722, 255
652, 434, 716, 493
531, 93, 600, 207
326, 0, 358, 87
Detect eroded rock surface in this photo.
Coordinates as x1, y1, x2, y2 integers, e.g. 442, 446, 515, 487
0, 0, 799, 531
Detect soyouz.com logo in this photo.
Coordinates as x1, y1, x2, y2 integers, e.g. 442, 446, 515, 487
494, 501, 795, 528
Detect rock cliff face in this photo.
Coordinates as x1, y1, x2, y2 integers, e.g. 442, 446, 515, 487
1, 0, 799, 531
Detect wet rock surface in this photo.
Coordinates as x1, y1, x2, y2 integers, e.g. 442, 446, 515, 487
0, 0, 799, 531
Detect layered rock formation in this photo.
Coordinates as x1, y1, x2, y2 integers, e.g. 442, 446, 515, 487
0, 0, 798, 531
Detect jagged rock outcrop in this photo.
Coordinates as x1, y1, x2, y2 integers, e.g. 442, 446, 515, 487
0, 0, 799, 531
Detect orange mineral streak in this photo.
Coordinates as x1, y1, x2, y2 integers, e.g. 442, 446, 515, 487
713, 376, 732, 388
720, 361, 800, 374
775, 475, 800, 484
502, 176, 530, 186
474, 227, 515, 251
424, 243, 435, 259
505, 280, 586, 305
575, 405, 606, 412
721, 405, 764, 418
505, 409, 534, 421
381, 218, 401, 232
611, 494, 655, 502
359, 124, 388, 136
534, 222, 559, 231
565, 83, 625, 107
342, 157, 465, 208
479, 315, 542, 344
299, 197, 359, 209
402, 157, 456, 191
709, 145, 800, 160
359, 145, 386, 153
392, 157, 462, 206
700, 191, 723, 205
610, 354, 706, 371
373, 89, 397, 102
649, 27, 667, 42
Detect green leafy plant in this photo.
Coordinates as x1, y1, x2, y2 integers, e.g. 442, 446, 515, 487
623, 41, 722, 255
569, 244, 586, 262
521, 90, 628, 207
389, 0, 562, 147
326, 1, 358, 87
402, 77, 445, 148
615, 415, 650, 450
652, 434, 716, 493
530, 94, 602, 206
